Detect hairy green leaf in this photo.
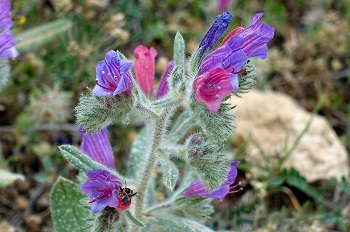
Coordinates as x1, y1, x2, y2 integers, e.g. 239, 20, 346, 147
148, 216, 213, 232
0, 168, 25, 187
50, 177, 91, 232
125, 210, 144, 227
0, 58, 10, 91
16, 19, 72, 52
167, 110, 197, 143
158, 156, 179, 191
175, 197, 214, 221
127, 127, 150, 182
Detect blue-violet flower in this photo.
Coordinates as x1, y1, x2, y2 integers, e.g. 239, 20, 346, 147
198, 12, 232, 59
183, 161, 241, 202
92, 50, 133, 97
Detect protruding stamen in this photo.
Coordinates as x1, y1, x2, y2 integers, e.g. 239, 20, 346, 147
216, 86, 221, 90
102, 71, 105, 74
228, 181, 243, 194
215, 94, 220, 99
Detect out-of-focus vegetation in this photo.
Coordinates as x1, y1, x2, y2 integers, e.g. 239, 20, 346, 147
0, 0, 349, 231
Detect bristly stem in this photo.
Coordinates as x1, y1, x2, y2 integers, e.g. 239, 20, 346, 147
131, 109, 170, 232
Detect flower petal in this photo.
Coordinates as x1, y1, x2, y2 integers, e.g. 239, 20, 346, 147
134, 45, 157, 96
155, 61, 174, 99
198, 12, 232, 59
80, 128, 115, 169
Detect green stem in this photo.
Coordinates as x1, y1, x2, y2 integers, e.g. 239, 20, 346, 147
131, 113, 167, 232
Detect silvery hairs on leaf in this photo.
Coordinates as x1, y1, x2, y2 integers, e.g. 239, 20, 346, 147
75, 92, 133, 133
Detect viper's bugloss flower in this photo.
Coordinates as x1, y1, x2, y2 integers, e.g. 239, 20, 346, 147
0, 28, 18, 59
193, 67, 235, 114
81, 169, 122, 213
134, 45, 157, 96
92, 50, 133, 97
222, 13, 275, 59
0, 0, 18, 59
197, 36, 247, 77
0, 0, 13, 29
183, 161, 241, 202
198, 12, 232, 59
79, 128, 115, 170
155, 61, 174, 99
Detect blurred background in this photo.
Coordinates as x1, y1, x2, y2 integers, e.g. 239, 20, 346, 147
0, 0, 349, 231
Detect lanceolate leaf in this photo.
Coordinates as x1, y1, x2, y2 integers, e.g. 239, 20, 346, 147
58, 145, 123, 180
127, 127, 150, 181
167, 110, 196, 143
0, 168, 25, 187
50, 177, 91, 232
16, 19, 72, 52
125, 210, 144, 227
148, 216, 213, 232
0, 58, 10, 91
158, 156, 179, 191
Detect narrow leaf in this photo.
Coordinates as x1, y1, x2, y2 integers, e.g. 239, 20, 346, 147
148, 216, 213, 232
167, 110, 196, 143
59, 145, 123, 180
16, 19, 72, 52
125, 210, 144, 227
173, 32, 185, 68
50, 177, 91, 232
127, 127, 150, 181
0, 58, 10, 91
158, 156, 179, 191
0, 168, 25, 187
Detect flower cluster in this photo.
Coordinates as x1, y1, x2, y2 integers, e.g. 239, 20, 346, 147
71, 10, 274, 230
193, 12, 274, 113
0, 0, 18, 59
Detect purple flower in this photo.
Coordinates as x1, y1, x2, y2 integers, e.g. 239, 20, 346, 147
183, 161, 241, 202
0, 0, 18, 59
81, 169, 122, 213
193, 67, 235, 114
79, 127, 115, 170
197, 36, 247, 77
0, 0, 13, 29
224, 13, 275, 59
198, 12, 232, 59
0, 28, 18, 59
92, 50, 133, 97
155, 61, 174, 99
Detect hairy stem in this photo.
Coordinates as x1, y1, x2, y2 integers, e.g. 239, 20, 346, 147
131, 111, 169, 232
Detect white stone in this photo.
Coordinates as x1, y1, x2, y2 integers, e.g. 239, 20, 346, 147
231, 90, 349, 182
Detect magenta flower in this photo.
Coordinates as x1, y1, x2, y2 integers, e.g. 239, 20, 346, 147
134, 45, 157, 96
198, 12, 232, 59
183, 161, 241, 202
155, 61, 174, 99
79, 127, 115, 170
193, 67, 236, 114
81, 169, 122, 213
92, 50, 133, 97
218, 0, 235, 12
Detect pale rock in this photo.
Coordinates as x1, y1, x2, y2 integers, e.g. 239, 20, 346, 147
231, 90, 349, 182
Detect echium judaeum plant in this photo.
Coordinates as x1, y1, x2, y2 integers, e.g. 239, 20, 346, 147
50, 11, 274, 232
